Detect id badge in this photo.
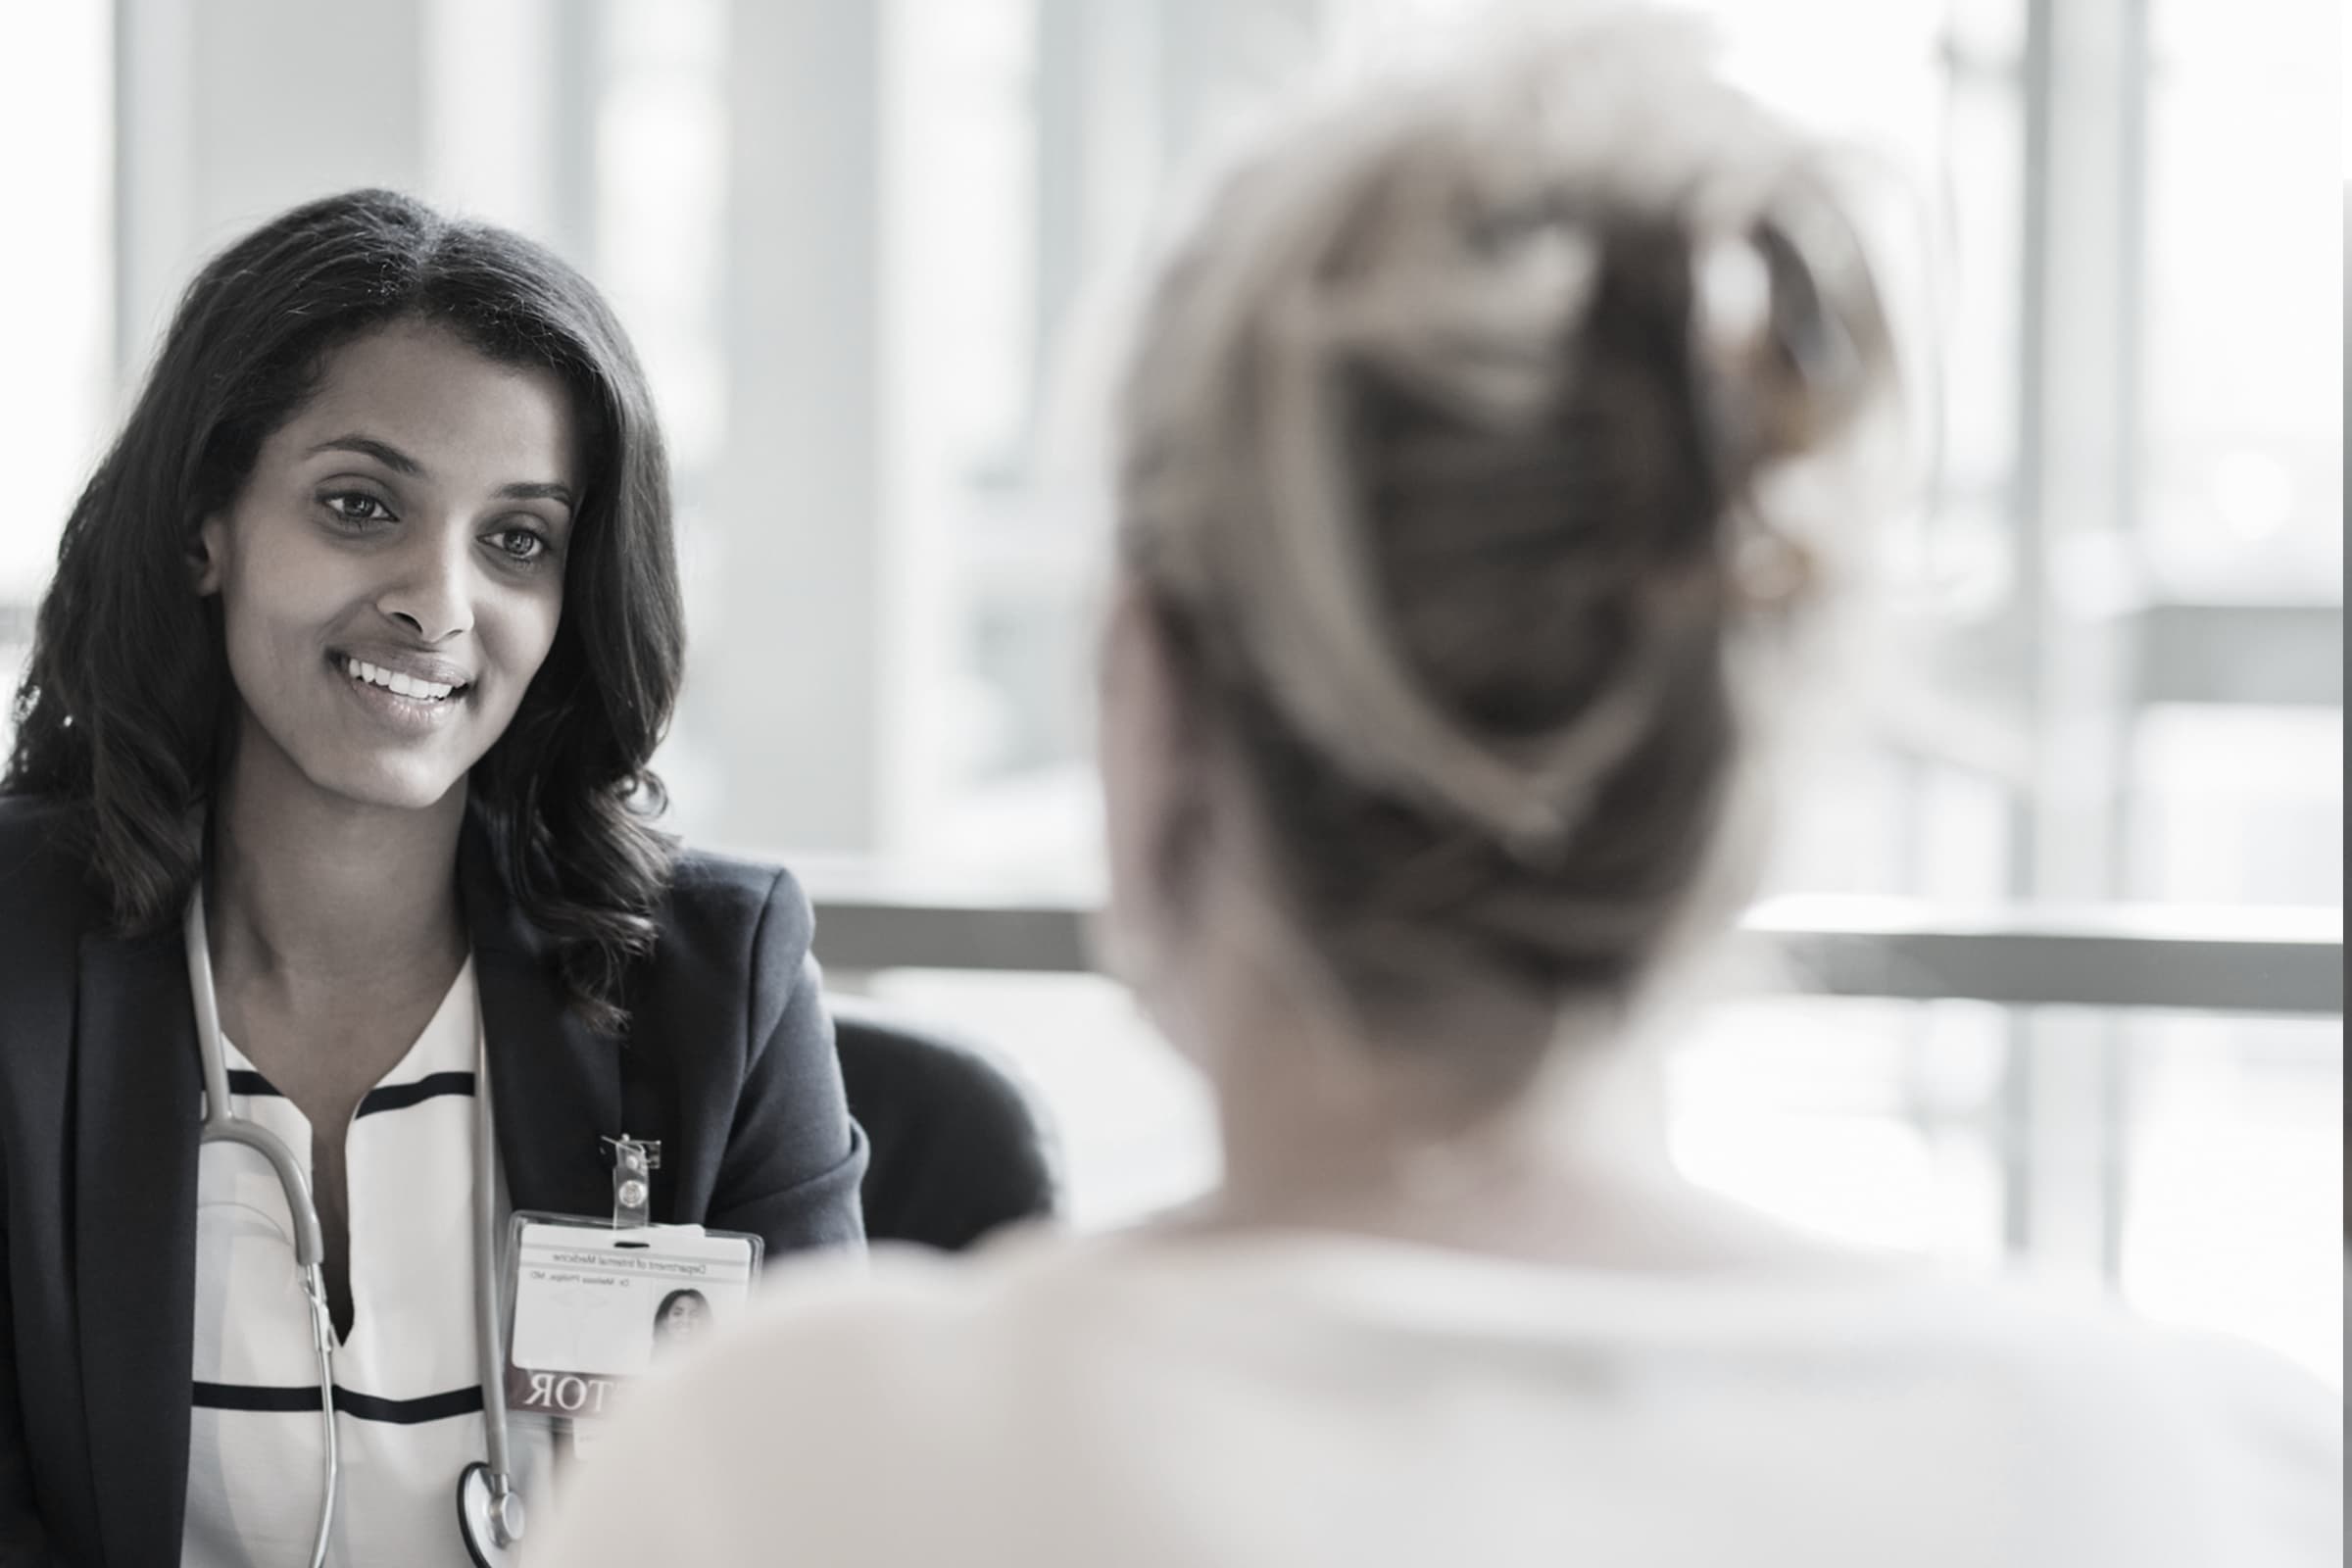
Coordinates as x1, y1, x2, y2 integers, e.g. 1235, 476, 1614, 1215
502, 1212, 764, 1424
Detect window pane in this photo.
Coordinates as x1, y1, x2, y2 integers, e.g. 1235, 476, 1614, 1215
2140, 0, 2341, 603
2119, 1010, 2340, 1389
0, 3, 111, 748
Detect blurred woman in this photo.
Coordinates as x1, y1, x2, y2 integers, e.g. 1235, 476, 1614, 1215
0, 189, 864, 1566
536, 16, 2336, 1567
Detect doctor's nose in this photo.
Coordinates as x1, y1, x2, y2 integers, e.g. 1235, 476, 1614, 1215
377, 531, 476, 644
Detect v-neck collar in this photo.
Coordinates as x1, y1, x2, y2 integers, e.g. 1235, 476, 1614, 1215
69, 808, 625, 1563
204, 954, 483, 1101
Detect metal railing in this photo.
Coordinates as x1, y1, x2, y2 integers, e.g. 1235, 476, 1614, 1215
805, 885, 2342, 1017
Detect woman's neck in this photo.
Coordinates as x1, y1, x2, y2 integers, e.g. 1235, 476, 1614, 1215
1167, 971, 1867, 1275
206, 741, 467, 993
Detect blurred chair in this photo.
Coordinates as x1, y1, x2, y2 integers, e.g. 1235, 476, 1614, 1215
830, 996, 1059, 1250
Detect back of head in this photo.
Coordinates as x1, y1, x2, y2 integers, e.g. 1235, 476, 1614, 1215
1116, 13, 1896, 1080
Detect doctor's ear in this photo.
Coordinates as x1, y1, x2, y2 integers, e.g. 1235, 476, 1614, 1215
188, 514, 225, 596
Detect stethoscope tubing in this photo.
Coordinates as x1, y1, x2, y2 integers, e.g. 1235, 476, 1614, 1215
471, 1004, 522, 1549
185, 892, 340, 1568
182, 891, 522, 1566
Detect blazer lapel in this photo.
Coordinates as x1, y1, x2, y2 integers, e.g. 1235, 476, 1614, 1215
460, 825, 621, 1219
74, 925, 202, 1568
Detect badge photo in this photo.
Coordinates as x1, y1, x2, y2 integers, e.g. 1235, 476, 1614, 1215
502, 1217, 763, 1422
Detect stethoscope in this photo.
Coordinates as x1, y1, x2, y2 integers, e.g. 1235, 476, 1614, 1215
184, 894, 526, 1568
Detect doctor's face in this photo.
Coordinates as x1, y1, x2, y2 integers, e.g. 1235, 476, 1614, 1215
197, 319, 580, 815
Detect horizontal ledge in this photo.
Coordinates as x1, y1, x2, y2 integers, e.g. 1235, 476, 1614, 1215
806, 892, 2342, 1016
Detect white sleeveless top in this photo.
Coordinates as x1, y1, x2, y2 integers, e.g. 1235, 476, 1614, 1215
182, 959, 557, 1567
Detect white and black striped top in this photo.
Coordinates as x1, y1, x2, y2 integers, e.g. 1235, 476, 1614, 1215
183, 957, 555, 1567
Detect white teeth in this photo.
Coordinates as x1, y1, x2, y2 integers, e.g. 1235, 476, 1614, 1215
343, 657, 460, 702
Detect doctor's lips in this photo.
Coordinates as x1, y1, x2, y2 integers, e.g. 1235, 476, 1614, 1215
331, 649, 476, 705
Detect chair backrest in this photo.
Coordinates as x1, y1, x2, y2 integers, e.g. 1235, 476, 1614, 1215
829, 997, 1058, 1250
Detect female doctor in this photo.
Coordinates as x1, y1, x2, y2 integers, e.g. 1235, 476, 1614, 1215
0, 188, 865, 1565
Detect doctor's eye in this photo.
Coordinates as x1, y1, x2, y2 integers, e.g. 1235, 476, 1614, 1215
489, 525, 554, 565
319, 491, 395, 527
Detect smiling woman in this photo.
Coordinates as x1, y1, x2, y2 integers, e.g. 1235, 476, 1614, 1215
10, 195, 679, 1025
0, 190, 866, 1568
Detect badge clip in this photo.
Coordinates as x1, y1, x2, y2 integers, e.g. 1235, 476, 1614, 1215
598, 1135, 662, 1229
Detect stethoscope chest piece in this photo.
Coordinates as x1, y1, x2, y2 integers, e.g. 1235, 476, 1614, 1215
457, 1459, 525, 1567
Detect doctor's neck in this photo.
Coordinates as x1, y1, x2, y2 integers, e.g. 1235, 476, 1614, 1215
205, 741, 467, 989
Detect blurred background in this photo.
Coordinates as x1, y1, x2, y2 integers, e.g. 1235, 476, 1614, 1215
0, 0, 2338, 1384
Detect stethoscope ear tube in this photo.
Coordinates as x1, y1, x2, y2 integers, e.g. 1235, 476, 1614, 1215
186, 892, 341, 1568
187, 894, 332, 1269
471, 1025, 525, 1550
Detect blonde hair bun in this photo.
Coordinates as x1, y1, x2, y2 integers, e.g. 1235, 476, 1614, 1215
1118, 9, 1897, 1004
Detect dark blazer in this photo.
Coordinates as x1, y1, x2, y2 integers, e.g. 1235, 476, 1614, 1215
0, 795, 866, 1566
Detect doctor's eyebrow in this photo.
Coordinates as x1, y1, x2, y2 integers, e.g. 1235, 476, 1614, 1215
496, 479, 576, 508
306, 434, 575, 509
308, 434, 423, 475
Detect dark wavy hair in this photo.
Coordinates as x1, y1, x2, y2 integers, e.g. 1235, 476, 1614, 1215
5, 188, 684, 1032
